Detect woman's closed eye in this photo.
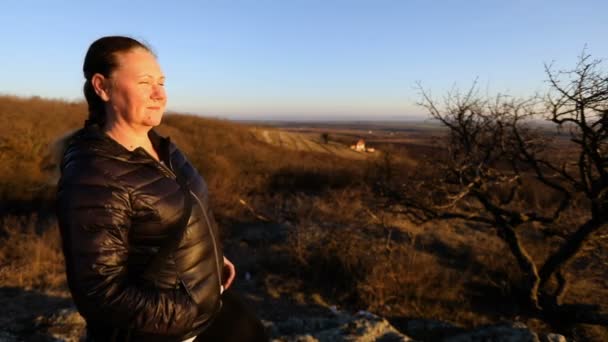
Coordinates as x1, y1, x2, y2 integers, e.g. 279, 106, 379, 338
138, 80, 164, 86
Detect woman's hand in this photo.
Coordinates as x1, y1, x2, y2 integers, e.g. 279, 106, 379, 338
222, 256, 236, 291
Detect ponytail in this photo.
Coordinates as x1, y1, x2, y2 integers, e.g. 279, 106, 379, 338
83, 79, 106, 127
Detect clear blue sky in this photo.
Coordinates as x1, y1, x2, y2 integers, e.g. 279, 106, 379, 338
1, 0, 607, 120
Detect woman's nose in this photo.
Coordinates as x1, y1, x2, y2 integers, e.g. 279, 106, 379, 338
151, 84, 166, 101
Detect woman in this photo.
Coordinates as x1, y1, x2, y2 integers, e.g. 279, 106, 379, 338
56, 36, 267, 341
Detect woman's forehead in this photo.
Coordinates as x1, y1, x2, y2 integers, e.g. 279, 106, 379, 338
114, 48, 163, 76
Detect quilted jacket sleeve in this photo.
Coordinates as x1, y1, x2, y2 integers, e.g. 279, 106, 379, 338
56, 158, 201, 336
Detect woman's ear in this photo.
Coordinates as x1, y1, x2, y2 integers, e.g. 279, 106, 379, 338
91, 73, 111, 101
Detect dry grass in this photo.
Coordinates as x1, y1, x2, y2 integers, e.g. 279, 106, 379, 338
1, 95, 606, 340
0, 215, 65, 290
281, 193, 522, 326
0, 96, 85, 199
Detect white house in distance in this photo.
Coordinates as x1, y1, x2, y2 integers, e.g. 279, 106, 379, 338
350, 139, 376, 153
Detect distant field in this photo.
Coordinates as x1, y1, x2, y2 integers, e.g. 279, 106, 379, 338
251, 127, 373, 160
271, 121, 446, 165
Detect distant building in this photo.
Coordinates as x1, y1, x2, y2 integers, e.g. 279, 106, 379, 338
351, 139, 366, 152
350, 139, 376, 153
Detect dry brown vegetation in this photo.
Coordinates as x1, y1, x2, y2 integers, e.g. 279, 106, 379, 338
0, 93, 606, 341
0, 215, 64, 290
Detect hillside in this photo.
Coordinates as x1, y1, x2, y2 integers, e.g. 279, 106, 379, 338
251, 127, 374, 160
0, 96, 605, 341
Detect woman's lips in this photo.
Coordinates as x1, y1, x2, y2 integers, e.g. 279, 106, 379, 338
147, 106, 161, 110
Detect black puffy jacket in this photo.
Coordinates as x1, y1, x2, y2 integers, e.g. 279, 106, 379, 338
56, 123, 224, 341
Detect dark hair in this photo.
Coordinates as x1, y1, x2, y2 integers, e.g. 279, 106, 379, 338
83, 36, 152, 127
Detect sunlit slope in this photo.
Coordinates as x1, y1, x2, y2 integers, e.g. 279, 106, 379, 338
251, 128, 375, 160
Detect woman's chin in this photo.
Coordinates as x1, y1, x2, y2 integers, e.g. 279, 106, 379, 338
143, 113, 164, 127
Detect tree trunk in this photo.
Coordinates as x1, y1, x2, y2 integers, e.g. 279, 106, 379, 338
499, 224, 542, 310
539, 218, 604, 290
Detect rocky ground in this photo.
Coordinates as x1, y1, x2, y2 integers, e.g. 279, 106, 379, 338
0, 293, 568, 342
0, 221, 571, 342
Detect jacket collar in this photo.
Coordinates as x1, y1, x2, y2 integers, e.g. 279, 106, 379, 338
66, 123, 172, 165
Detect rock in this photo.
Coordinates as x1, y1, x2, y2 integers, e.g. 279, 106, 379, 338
326, 312, 412, 341
269, 311, 414, 342
284, 335, 319, 342
272, 316, 348, 336
0, 330, 20, 342
445, 321, 540, 342
33, 307, 86, 342
329, 306, 340, 315
403, 319, 464, 340
543, 333, 567, 342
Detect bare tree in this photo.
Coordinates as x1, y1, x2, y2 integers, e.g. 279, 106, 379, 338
539, 54, 608, 304
414, 53, 607, 319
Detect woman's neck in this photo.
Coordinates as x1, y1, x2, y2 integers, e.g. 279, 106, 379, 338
102, 121, 159, 161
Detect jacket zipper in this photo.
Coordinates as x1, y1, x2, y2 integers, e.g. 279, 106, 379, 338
156, 160, 177, 180
160, 160, 223, 292
190, 190, 223, 291
141, 149, 223, 293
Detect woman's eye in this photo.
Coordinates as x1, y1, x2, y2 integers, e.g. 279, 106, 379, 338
139, 81, 151, 85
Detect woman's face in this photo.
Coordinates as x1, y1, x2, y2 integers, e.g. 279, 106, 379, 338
105, 48, 167, 128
